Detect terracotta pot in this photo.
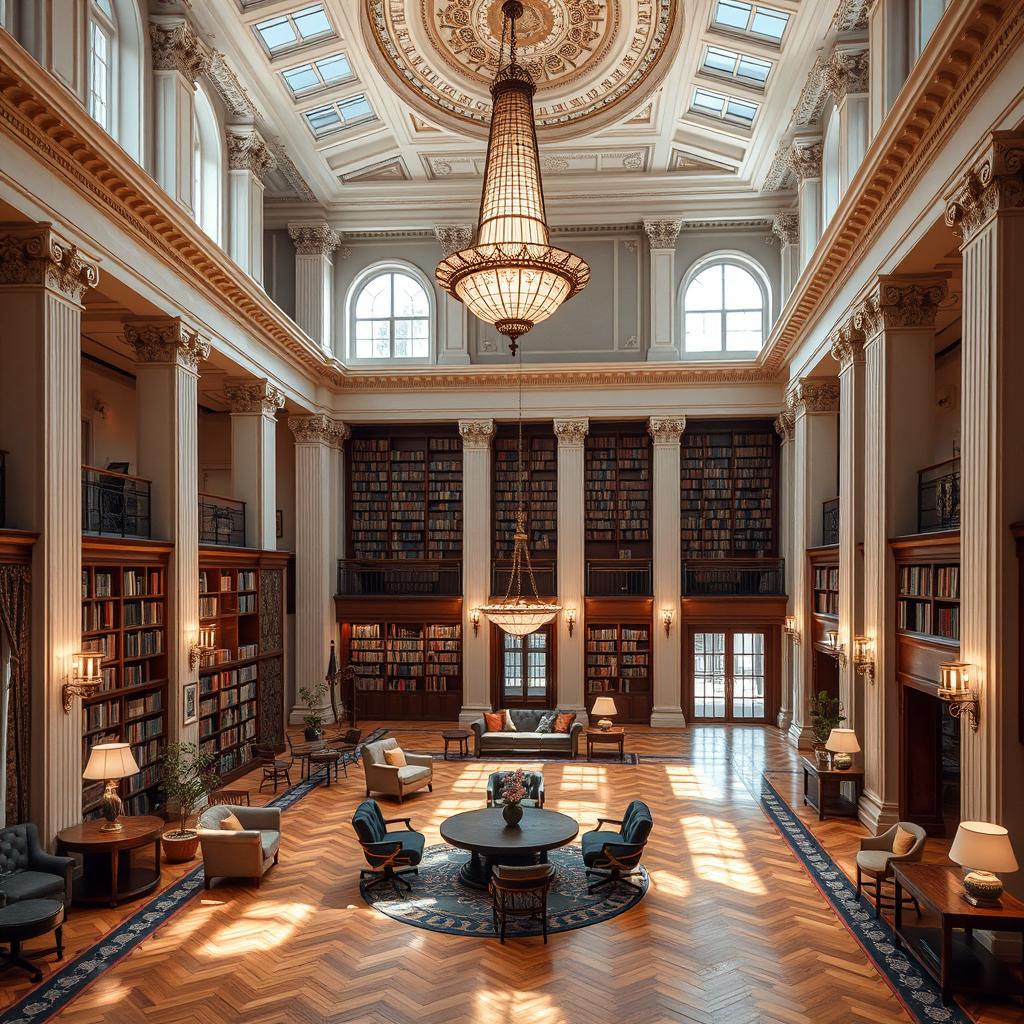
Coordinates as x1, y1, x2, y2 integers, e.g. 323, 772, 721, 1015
163, 830, 200, 863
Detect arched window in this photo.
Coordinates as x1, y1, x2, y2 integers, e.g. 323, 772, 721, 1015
88, 0, 116, 133
348, 265, 433, 361
87, 0, 146, 162
822, 104, 841, 225
681, 254, 771, 357
192, 86, 223, 244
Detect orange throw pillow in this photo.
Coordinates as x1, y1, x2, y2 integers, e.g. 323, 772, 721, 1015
553, 712, 576, 734
383, 747, 408, 768
219, 812, 244, 832
483, 711, 505, 733
892, 826, 916, 856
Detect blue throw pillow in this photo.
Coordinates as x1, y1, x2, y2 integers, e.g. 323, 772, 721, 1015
536, 713, 556, 734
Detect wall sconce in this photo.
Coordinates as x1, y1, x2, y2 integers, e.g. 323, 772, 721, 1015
470, 608, 481, 637
188, 626, 216, 671
661, 608, 674, 637
938, 661, 979, 730
784, 615, 801, 645
565, 607, 577, 638
853, 635, 875, 684
62, 650, 104, 714
825, 629, 847, 668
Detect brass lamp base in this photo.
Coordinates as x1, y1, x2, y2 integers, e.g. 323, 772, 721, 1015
99, 779, 125, 832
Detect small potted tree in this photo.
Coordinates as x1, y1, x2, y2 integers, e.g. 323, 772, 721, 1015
160, 741, 220, 863
810, 690, 846, 769
299, 682, 328, 741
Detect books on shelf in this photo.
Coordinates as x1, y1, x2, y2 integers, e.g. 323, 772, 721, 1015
585, 623, 651, 696
348, 620, 462, 695
494, 433, 556, 558
585, 432, 651, 550
896, 560, 960, 641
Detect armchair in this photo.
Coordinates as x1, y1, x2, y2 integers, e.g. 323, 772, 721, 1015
581, 800, 652, 895
351, 800, 424, 895
486, 771, 545, 808
361, 738, 433, 803
856, 822, 926, 918
198, 804, 282, 890
0, 823, 75, 910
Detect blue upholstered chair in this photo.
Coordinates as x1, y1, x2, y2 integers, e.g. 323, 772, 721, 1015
0, 824, 75, 910
486, 770, 545, 808
351, 800, 424, 895
581, 800, 652, 895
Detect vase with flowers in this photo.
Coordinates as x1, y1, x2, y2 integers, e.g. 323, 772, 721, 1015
500, 768, 527, 828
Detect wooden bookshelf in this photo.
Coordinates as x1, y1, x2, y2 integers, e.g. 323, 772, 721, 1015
347, 427, 463, 561
493, 424, 556, 560
584, 614, 652, 723
891, 533, 961, 644
680, 420, 778, 560
81, 539, 171, 820
584, 425, 651, 558
813, 564, 839, 616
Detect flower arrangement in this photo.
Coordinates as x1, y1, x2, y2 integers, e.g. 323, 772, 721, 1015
501, 768, 527, 806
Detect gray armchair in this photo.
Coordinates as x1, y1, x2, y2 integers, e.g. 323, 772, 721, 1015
856, 822, 926, 918
361, 738, 433, 803
0, 823, 75, 910
198, 804, 282, 889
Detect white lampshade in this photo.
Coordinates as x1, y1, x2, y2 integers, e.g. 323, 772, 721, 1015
949, 821, 1019, 873
591, 696, 618, 718
825, 728, 860, 754
83, 742, 139, 781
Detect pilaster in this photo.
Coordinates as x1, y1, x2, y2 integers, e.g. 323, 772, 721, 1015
288, 223, 340, 352
772, 212, 800, 305
644, 220, 682, 361
226, 128, 275, 282
788, 140, 823, 269
17, 0, 88, 104
774, 410, 795, 732
824, 49, 870, 192
868, 0, 909, 138
434, 226, 473, 365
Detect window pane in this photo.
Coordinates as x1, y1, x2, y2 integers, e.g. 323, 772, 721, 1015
737, 56, 771, 84
94, 0, 113, 16
373, 338, 390, 359
305, 106, 340, 134
372, 320, 391, 342
732, 632, 765, 718
725, 310, 763, 351
685, 266, 723, 311
685, 312, 722, 352
256, 16, 296, 51
751, 8, 788, 40
693, 632, 726, 719
393, 273, 429, 317
355, 275, 390, 318
283, 65, 319, 93
339, 95, 372, 122
394, 337, 410, 358
723, 264, 762, 310
693, 88, 725, 115
355, 338, 372, 359
726, 98, 758, 124
293, 5, 331, 39
412, 336, 429, 358
715, 0, 751, 30
704, 46, 737, 74
317, 55, 351, 81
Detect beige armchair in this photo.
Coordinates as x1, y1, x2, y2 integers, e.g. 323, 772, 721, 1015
361, 738, 433, 803
198, 804, 282, 889
856, 821, 926, 918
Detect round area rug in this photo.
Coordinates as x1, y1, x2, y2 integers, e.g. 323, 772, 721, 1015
359, 843, 647, 938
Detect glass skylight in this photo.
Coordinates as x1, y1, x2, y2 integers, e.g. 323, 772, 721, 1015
691, 87, 758, 126
282, 53, 353, 95
304, 94, 374, 137
712, 1, 790, 43
701, 45, 772, 87
255, 4, 333, 55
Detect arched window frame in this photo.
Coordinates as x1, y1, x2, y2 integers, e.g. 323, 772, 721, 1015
822, 103, 841, 226
191, 85, 224, 245
678, 251, 772, 360
88, 0, 117, 135
345, 261, 436, 365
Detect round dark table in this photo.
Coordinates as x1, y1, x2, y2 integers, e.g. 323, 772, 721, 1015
0, 898, 64, 982
441, 729, 471, 760
440, 807, 579, 889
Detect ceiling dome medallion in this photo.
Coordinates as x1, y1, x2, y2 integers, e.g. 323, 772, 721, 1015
361, 0, 682, 140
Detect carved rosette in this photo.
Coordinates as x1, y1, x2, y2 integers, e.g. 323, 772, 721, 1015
458, 419, 496, 450
0, 225, 100, 303
226, 129, 276, 180
648, 416, 686, 445
288, 414, 346, 446
434, 225, 474, 259
553, 418, 589, 448
823, 49, 869, 101
774, 409, 795, 443
124, 318, 210, 371
944, 132, 1024, 244
828, 318, 866, 372
223, 377, 286, 417
643, 219, 683, 251
853, 278, 948, 339
150, 19, 209, 84
787, 141, 823, 183
771, 211, 799, 248
287, 223, 341, 257
786, 379, 840, 416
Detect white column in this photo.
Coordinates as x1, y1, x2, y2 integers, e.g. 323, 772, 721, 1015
150, 18, 207, 213
945, 134, 1024, 855
786, 380, 840, 749
854, 275, 946, 832
434, 226, 473, 365
224, 378, 285, 550
554, 419, 588, 722
16, 0, 88, 101
288, 223, 340, 352
648, 417, 685, 727
0, 224, 98, 844
868, 0, 909, 138
772, 212, 800, 305
825, 50, 870, 193
226, 128, 274, 282
644, 219, 683, 361
459, 421, 495, 724
126, 318, 209, 749
774, 410, 795, 732
288, 415, 345, 723
788, 141, 823, 269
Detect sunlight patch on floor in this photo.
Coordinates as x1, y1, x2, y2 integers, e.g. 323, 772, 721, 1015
662, 763, 724, 801
681, 813, 767, 894
198, 900, 314, 956
474, 989, 566, 1024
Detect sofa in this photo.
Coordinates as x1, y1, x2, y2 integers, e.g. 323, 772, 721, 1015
361, 737, 433, 803
469, 710, 583, 758
198, 804, 282, 889
0, 823, 75, 909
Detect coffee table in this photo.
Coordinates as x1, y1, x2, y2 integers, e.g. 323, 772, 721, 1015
441, 729, 471, 760
586, 727, 625, 761
440, 807, 578, 890
0, 898, 64, 982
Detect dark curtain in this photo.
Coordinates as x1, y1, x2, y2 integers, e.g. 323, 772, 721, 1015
0, 565, 31, 824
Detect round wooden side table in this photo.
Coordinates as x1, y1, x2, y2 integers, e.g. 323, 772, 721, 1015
56, 816, 163, 908
442, 729, 471, 760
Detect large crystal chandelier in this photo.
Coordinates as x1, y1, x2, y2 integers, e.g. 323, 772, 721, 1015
435, 0, 590, 354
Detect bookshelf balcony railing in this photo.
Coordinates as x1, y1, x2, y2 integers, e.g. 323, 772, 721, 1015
918, 458, 960, 533
491, 560, 557, 598
682, 558, 786, 597
198, 493, 246, 547
0, 449, 6, 528
81, 466, 151, 539
585, 559, 652, 597
822, 497, 840, 546
337, 559, 462, 597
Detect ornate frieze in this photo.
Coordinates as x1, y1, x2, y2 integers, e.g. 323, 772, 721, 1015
772, 211, 799, 247
226, 129, 275, 179
223, 377, 286, 416
786, 379, 840, 415
823, 49, 869, 102
853, 278, 948, 338
288, 413, 345, 446
149, 19, 209, 83
828, 318, 866, 371
0, 225, 99, 303
458, 419, 496, 449
648, 416, 686, 444
287, 223, 340, 257
787, 141, 823, 183
643, 219, 683, 251
434, 225, 474, 258
774, 409, 795, 443
553, 418, 589, 447
124, 318, 210, 371
944, 131, 1024, 244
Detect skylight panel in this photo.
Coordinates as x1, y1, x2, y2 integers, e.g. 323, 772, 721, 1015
690, 87, 758, 127
304, 94, 375, 137
255, 4, 334, 55
282, 53, 353, 96
701, 45, 772, 88
712, 1, 790, 44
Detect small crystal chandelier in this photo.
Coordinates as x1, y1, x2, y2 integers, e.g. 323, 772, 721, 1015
435, 0, 590, 354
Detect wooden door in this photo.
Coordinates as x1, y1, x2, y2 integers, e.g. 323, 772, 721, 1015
492, 625, 555, 709
688, 628, 770, 722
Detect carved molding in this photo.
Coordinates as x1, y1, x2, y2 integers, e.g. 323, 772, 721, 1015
553, 418, 589, 447
787, 141, 823, 183
433, 224, 474, 258
0, 224, 99, 302
207, 51, 260, 121
643, 218, 683, 251
828, 318, 866, 371
226, 128, 275, 179
831, 0, 870, 31
823, 49, 869, 102
288, 413, 347, 447
648, 416, 686, 444
944, 130, 1024, 244
772, 211, 799, 247
774, 409, 795, 443
150, 18, 209, 84
223, 377, 286, 416
287, 222, 340, 257
853, 277, 948, 338
786, 379, 840, 415
458, 419, 496, 449
124, 317, 210, 371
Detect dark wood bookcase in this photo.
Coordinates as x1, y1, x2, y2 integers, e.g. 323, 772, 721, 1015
892, 534, 961, 643
584, 424, 651, 559
492, 424, 557, 560
583, 602, 652, 723
813, 564, 840, 615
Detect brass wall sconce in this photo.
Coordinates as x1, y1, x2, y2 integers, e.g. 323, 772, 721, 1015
62, 650, 104, 714
470, 608, 481, 637
188, 626, 216, 671
661, 608, 674, 637
825, 629, 847, 668
853, 635, 876, 684
784, 615, 801, 644
938, 661, 979, 731
565, 607, 577, 638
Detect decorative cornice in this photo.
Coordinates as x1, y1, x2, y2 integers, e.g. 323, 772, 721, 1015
786, 379, 840, 415
553, 418, 589, 447
828, 318, 866, 371
226, 128, 275, 179
853, 277, 948, 338
458, 419, 496, 449
831, 0, 870, 32
648, 416, 686, 444
787, 141, 823, 183
149, 18, 209, 84
124, 318, 210, 371
0, 223, 99, 303
206, 51, 260, 121
643, 218, 683, 251
944, 130, 1024, 244
433, 225, 474, 258
289, 413, 345, 446
771, 211, 799, 247
266, 142, 316, 201
287, 222, 340, 257
774, 409, 795, 443
223, 377, 286, 416
823, 49, 869, 102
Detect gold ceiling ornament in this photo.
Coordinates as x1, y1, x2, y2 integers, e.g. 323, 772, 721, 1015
435, 0, 590, 355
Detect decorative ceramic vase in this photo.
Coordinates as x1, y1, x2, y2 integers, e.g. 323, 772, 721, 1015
963, 868, 1003, 904
502, 801, 523, 828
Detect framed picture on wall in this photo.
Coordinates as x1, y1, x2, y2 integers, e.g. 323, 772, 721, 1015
183, 682, 198, 726
276, 510, 284, 539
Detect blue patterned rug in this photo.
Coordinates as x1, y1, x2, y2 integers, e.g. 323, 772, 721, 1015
360, 842, 647, 938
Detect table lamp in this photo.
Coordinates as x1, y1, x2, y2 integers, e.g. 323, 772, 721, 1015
591, 696, 618, 731
83, 742, 140, 832
948, 820, 1019, 906
825, 727, 860, 770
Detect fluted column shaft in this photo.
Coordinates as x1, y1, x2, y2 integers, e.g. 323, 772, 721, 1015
772, 213, 800, 305
775, 411, 795, 731
288, 223, 339, 352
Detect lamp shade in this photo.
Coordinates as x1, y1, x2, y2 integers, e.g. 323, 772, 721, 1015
83, 742, 139, 781
949, 821, 1019, 873
825, 728, 860, 754
591, 696, 618, 718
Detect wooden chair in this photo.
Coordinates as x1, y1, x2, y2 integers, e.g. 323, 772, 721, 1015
251, 743, 292, 794
286, 734, 323, 780
856, 822, 926, 919
209, 788, 251, 806
489, 863, 555, 944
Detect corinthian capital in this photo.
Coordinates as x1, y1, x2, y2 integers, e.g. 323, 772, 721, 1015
434, 225, 474, 258
124, 318, 210, 371
553, 419, 589, 447
771, 211, 799, 247
823, 48, 869, 101
226, 128, 276, 179
289, 413, 346, 446
224, 377, 286, 416
853, 276, 948, 338
0, 224, 100, 303
150, 18, 209, 84
643, 219, 683, 251
786, 379, 839, 415
828, 317, 866, 372
787, 140, 823, 183
774, 409, 795, 443
944, 130, 1024, 244
288, 222, 340, 257
458, 419, 495, 449
648, 416, 686, 445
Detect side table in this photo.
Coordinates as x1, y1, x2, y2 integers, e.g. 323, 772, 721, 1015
800, 755, 863, 820
442, 730, 471, 760
586, 728, 625, 762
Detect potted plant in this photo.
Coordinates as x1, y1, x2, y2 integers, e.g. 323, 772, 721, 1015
810, 690, 846, 769
300, 682, 328, 741
500, 768, 527, 828
160, 741, 220, 863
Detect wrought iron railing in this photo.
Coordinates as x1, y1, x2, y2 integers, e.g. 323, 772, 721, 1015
491, 560, 557, 598
585, 559, 652, 597
81, 466, 151, 538
336, 559, 462, 596
822, 497, 840, 546
918, 458, 960, 533
682, 558, 786, 597
198, 493, 246, 547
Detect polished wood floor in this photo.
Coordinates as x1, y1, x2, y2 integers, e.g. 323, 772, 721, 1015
2, 723, 1019, 1023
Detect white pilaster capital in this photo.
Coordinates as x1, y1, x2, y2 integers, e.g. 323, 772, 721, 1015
223, 377, 286, 417
787, 139, 823, 183
771, 211, 799, 247
774, 409, 795, 443
289, 413, 346, 447
226, 127, 276, 180
149, 17, 209, 84
458, 419, 496, 449
853, 276, 948, 339
944, 131, 1024, 244
786, 378, 840, 416
553, 418, 589, 448
648, 416, 686, 445
434, 224, 474, 258
0, 224, 100, 303
828, 317, 866, 371
124, 317, 210, 371
823, 47, 869, 101
288, 222, 340, 257
643, 219, 683, 251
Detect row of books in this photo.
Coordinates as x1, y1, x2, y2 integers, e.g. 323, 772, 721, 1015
898, 564, 960, 599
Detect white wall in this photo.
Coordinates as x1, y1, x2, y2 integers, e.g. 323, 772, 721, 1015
197, 408, 231, 496
80, 360, 138, 471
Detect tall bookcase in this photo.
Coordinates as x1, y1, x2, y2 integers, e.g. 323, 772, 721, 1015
81, 540, 171, 820
584, 426, 652, 558
813, 565, 839, 615
347, 427, 463, 561
680, 421, 778, 559
584, 618, 652, 723
895, 560, 960, 641
493, 425, 557, 559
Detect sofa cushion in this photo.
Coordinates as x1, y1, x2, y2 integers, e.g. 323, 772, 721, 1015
480, 731, 569, 747
856, 850, 894, 877
892, 826, 916, 856
581, 831, 625, 866
0, 870, 65, 903
260, 830, 281, 860
501, 710, 517, 731
509, 709, 546, 732
397, 765, 431, 785
483, 711, 505, 732
219, 812, 244, 832
0, 826, 32, 873
384, 747, 408, 768
536, 713, 556, 734
553, 712, 577, 733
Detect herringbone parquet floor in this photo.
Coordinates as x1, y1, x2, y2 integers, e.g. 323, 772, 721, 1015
2, 723, 1019, 1023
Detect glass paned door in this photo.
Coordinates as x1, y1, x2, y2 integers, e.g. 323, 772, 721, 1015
691, 630, 767, 722
693, 632, 726, 718
731, 631, 765, 719
500, 628, 551, 706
